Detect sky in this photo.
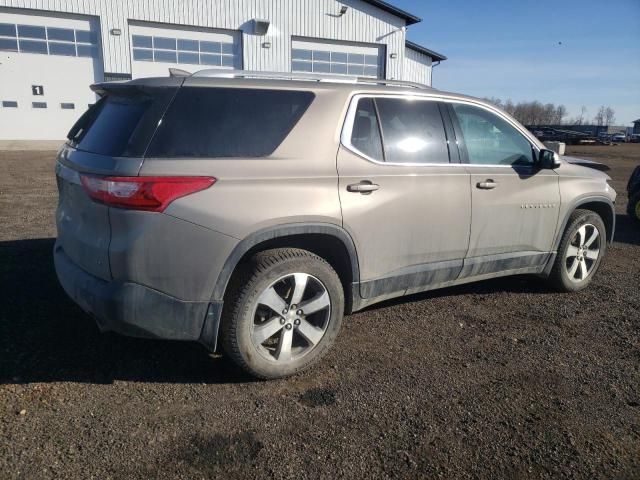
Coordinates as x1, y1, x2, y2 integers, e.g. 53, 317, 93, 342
396, 0, 640, 125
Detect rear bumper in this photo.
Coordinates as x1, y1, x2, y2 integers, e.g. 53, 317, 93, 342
54, 242, 222, 348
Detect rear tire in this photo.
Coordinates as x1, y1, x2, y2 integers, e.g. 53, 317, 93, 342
220, 248, 344, 380
627, 193, 640, 223
548, 209, 607, 292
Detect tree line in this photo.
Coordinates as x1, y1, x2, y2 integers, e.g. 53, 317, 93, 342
482, 98, 616, 127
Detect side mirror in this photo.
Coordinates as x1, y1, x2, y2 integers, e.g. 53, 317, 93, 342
538, 149, 561, 169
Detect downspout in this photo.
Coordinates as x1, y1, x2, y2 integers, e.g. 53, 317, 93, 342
430, 59, 440, 86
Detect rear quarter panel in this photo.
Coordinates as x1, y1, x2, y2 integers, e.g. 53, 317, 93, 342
108, 209, 238, 302
139, 89, 349, 239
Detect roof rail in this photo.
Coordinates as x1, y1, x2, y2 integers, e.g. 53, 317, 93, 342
354, 77, 432, 90
189, 69, 432, 89
191, 69, 358, 82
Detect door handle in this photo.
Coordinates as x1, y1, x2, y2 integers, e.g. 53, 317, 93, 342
476, 179, 498, 190
347, 181, 380, 194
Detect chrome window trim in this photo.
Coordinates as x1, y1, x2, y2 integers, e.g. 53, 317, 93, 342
340, 92, 541, 168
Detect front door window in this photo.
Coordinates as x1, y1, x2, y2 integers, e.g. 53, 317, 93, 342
452, 103, 534, 166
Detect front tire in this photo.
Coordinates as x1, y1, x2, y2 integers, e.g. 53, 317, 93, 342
548, 209, 607, 292
627, 193, 640, 223
221, 248, 344, 379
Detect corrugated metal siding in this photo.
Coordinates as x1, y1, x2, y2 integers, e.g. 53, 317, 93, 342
0, 0, 409, 78
403, 46, 432, 86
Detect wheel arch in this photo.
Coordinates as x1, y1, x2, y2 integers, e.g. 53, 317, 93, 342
211, 223, 360, 306
577, 200, 615, 244
554, 196, 615, 249
200, 223, 360, 352
542, 196, 615, 278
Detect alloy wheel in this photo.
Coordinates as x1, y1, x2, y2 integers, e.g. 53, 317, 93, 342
564, 223, 601, 282
251, 273, 331, 363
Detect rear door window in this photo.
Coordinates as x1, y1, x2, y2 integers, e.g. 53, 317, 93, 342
68, 87, 176, 157
146, 87, 315, 158
349, 98, 383, 162
375, 97, 449, 164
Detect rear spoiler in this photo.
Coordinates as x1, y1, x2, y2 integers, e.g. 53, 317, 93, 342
90, 82, 132, 97
90, 76, 185, 97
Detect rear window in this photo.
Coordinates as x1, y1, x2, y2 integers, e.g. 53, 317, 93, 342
145, 87, 315, 158
67, 87, 176, 157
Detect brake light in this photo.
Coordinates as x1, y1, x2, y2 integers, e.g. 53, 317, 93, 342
80, 175, 216, 212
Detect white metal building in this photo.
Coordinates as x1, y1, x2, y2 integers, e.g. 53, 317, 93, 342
0, 0, 446, 140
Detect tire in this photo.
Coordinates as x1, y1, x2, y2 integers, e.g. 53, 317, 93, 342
220, 248, 344, 379
627, 193, 640, 223
548, 209, 607, 292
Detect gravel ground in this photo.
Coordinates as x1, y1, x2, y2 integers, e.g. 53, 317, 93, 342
1, 144, 639, 479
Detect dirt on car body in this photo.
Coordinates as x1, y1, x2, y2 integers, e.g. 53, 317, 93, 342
1, 145, 639, 479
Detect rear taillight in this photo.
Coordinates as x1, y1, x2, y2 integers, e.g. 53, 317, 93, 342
80, 175, 216, 212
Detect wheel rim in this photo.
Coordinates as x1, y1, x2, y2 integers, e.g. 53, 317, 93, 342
251, 273, 331, 363
564, 223, 601, 282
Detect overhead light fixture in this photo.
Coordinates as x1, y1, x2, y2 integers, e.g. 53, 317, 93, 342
390, 53, 398, 59
253, 19, 270, 35
339, 6, 349, 16
110, 28, 121, 36
262, 41, 271, 49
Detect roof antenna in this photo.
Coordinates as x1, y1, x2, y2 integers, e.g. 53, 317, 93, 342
169, 68, 191, 77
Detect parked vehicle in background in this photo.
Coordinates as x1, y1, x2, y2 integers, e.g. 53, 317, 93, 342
630, 134, 640, 143
628, 165, 640, 222
612, 133, 627, 143
527, 126, 597, 145
54, 71, 617, 379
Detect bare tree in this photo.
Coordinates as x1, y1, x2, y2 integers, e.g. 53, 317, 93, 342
478, 99, 572, 126
529, 101, 545, 125
594, 106, 606, 126
503, 99, 515, 116
542, 103, 556, 125
577, 106, 587, 125
553, 105, 567, 124
483, 97, 503, 109
604, 107, 615, 126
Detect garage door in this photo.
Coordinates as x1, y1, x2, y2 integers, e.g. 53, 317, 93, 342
129, 22, 241, 78
291, 37, 384, 78
0, 9, 102, 140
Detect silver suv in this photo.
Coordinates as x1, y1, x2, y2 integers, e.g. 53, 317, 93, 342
54, 71, 616, 379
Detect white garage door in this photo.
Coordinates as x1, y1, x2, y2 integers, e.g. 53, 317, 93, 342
291, 37, 384, 78
129, 22, 241, 78
0, 10, 102, 140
